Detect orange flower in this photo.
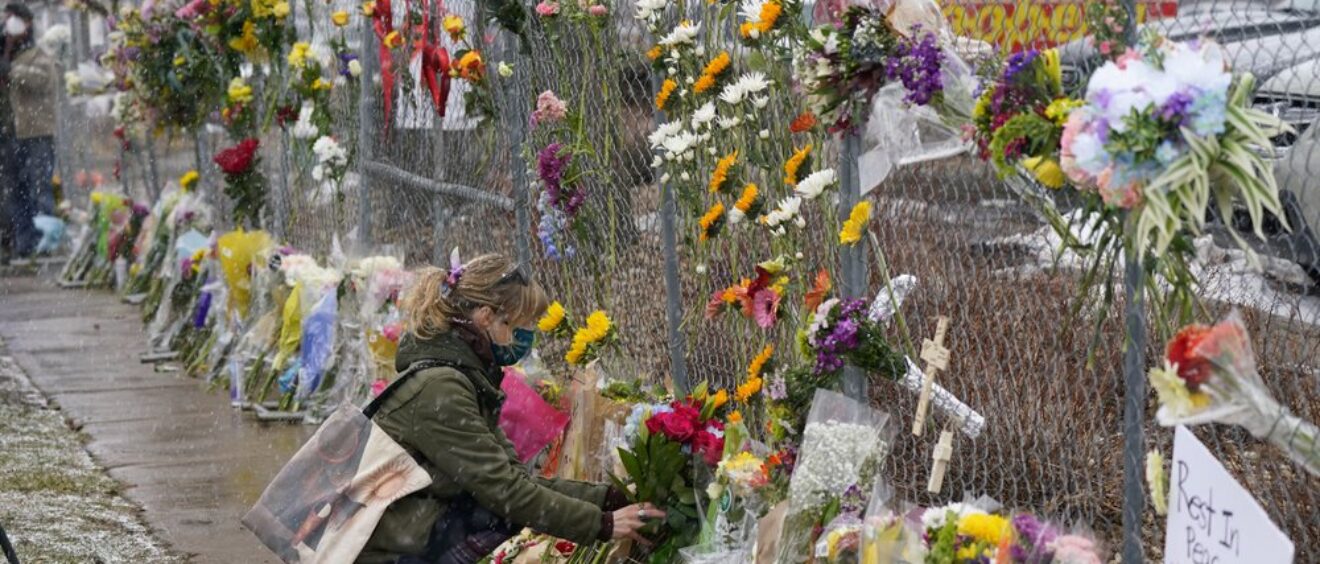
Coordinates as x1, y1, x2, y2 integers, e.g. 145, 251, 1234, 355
698, 201, 726, 242
739, 1, 782, 38
709, 150, 737, 193
646, 45, 662, 61
728, 410, 743, 424
790, 111, 817, 133
733, 183, 759, 213
694, 51, 731, 94
655, 78, 677, 110
457, 51, 484, 81
804, 269, 831, 312
694, 74, 716, 94
784, 144, 812, 186
747, 344, 773, 381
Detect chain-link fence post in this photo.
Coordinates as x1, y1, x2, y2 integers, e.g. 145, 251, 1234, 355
271, 131, 289, 239
144, 135, 161, 201
1119, 0, 1146, 561
355, 16, 376, 246
501, 38, 532, 271
839, 131, 867, 399
654, 74, 689, 394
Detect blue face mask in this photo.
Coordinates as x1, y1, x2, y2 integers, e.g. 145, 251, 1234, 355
492, 327, 535, 366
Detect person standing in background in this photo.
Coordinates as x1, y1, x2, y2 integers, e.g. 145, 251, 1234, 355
2, 3, 55, 260
0, 6, 14, 264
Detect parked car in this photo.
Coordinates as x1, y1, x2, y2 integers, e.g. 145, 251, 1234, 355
1255, 56, 1320, 143
1058, 1, 1320, 94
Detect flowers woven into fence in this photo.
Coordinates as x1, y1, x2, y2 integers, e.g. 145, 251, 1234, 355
214, 139, 268, 228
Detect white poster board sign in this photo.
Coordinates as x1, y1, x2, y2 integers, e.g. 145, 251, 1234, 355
1165, 425, 1295, 564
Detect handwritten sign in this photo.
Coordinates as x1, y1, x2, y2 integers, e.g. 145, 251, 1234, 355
1165, 426, 1294, 564
943, 0, 1178, 52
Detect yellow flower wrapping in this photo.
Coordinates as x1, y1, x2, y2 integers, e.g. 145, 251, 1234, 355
217, 229, 273, 321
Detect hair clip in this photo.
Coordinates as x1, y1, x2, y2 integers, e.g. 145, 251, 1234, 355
441, 247, 465, 298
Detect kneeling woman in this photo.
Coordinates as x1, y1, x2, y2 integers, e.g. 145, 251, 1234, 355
358, 254, 660, 564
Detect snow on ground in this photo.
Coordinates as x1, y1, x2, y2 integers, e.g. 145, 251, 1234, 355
988, 210, 1320, 326
0, 348, 183, 564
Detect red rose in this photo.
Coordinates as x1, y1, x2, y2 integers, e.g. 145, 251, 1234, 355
648, 412, 696, 443
671, 401, 701, 425
1166, 324, 1213, 390
554, 540, 576, 556
692, 430, 723, 466
214, 138, 260, 175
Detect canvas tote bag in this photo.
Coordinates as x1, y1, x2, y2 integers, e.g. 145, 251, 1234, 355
242, 360, 451, 563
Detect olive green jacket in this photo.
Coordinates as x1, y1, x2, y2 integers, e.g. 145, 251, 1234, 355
357, 329, 609, 562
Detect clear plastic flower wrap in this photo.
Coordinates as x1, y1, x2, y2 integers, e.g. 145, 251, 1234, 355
777, 389, 896, 563
1148, 310, 1319, 476
860, 481, 924, 564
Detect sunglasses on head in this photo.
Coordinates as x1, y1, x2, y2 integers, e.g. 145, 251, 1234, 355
497, 263, 530, 287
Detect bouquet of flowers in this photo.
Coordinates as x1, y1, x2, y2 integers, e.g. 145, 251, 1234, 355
214, 138, 268, 228
608, 385, 730, 562
777, 389, 895, 564
802, 298, 905, 378
1148, 312, 1319, 475
1060, 36, 1288, 261
114, 7, 229, 131
911, 503, 1105, 563
971, 49, 1075, 189
795, 7, 897, 133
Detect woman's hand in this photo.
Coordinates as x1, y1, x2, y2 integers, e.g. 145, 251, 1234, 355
610, 503, 665, 545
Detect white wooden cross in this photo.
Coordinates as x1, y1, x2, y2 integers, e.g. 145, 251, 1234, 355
912, 316, 950, 437
927, 426, 955, 494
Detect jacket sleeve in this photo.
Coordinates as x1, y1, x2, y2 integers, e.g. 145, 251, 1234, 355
405, 369, 606, 544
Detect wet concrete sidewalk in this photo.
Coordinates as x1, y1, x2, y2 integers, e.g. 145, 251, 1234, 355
0, 274, 312, 563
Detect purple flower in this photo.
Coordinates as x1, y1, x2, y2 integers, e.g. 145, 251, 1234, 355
1159, 90, 1193, 125
338, 52, 359, 78
1004, 50, 1039, 84
537, 143, 587, 218
885, 30, 944, 106
1011, 513, 1058, 561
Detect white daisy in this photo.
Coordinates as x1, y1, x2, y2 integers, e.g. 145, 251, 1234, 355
795, 169, 837, 199
659, 21, 700, 47
649, 120, 684, 148
634, 0, 666, 22
718, 116, 742, 130
735, 72, 771, 94
691, 102, 717, 128
719, 81, 747, 106
662, 131, 699, 160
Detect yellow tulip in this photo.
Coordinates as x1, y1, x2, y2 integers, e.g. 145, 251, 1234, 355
384, 30, 403, 49
180, 170, 200, 191
361, 1, 376, 16
331, 10, 349, 26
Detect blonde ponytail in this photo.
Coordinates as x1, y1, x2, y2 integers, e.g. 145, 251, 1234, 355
401, 254, 549, 339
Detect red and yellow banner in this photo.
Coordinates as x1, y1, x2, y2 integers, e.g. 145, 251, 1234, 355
944, 0, 1179, 53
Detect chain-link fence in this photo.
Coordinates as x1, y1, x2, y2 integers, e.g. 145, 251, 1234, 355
46, 0, 1320, 560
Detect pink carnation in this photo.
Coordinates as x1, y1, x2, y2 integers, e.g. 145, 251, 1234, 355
1049, 535, 1102, 564
535, 1, 560, 16
175, 0, 211, 19
588, 4, 608, 16
530, 90, 568, 127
